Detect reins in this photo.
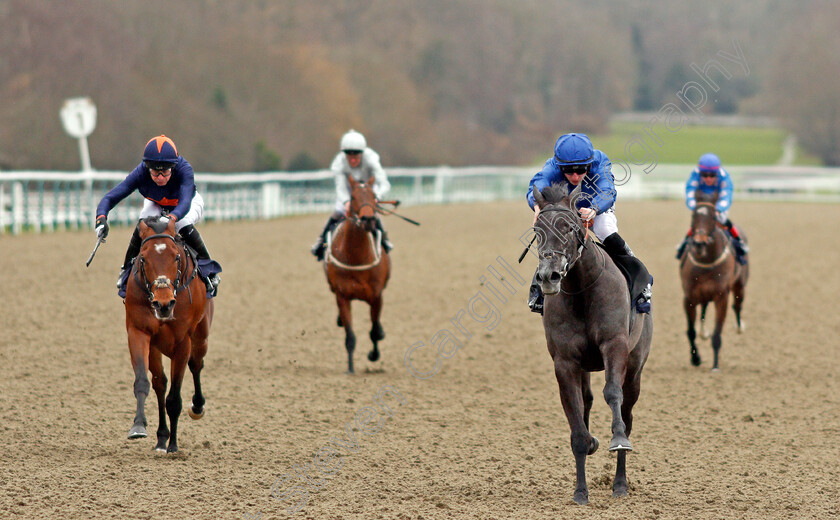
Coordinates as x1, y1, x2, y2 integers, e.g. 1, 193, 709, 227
535, 204, 606, 294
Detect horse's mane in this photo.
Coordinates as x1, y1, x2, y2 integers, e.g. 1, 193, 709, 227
142, 216, 174, 234
541, 183, 572, 204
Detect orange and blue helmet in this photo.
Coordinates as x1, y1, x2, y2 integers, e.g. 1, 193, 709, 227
143, 135, 179, 170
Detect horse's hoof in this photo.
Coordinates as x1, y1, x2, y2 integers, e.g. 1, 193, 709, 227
345, 369, 355, 375
609, 436, 633, 452
166, 445, 178, 454
711, 367, 720, 372
154, 447, 167, 455
612, 485, 628, 498
573, 490, 589, 506
188, 401, 205, 420
588, 436, 599, 455
128, 426, 148, 439
367, 350, 380, 362
737, 322, 746, 334
336, 315, 343, 327
691, 355, 701, 367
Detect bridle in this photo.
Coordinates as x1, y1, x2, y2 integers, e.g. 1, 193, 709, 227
535, 205, 589, 278
326, 182, 383, 271
133, 233, 198, 302
687, 203, 730, 268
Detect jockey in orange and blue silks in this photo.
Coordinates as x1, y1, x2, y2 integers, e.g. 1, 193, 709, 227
95, 135, 221, 295
525, 133, 651, 315
676, 153, 748, 263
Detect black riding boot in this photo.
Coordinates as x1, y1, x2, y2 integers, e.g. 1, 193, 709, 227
527, 271, 544, 315
311, 215, 341, 261
675, 234, 689, 260
117, 224, 142, 288
602, 232, 635, 258
179, 224, 220, 291
375, 217, 394, 253
724, 219, 749, 263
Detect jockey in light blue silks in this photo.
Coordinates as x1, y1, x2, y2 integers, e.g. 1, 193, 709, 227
525, 133, 651, 315
675, 153, 748, 264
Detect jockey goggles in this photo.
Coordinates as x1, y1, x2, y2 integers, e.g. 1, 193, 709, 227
560, 164, 591, 176
699, 169, 718, 178
145, 160, 176, 171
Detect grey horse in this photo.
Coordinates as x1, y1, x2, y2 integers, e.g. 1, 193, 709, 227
531, 183, 653, 505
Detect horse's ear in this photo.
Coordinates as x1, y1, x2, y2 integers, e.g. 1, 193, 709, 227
166, 216, 176, 234
138, 219, 152, 238
568, 184, 583, 209
346, 174, 358, 189
533, 186, 546, 208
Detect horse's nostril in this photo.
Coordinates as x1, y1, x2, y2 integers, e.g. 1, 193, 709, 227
535, 272, 543, 283
549, 272, 562, 283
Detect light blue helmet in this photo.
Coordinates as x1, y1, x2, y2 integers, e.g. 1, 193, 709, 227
554, 133, 595, 166
697, 153, 722, 173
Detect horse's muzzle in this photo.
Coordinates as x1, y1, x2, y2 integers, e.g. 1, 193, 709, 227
151, 298, 176, 320
536, 258, 567, 295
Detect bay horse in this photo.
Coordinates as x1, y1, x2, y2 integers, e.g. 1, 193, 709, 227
679, 198, 748, 370
532, 184, 653, 505
124, 216, 213, 453
323, 176, 390, 373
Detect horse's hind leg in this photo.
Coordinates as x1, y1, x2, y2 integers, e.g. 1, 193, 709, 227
732, 272, 747, 334
336, 296, 355, 373
164, 339, 191, 453
368, 295, 384, 362
554, 360, 594, 505
149, 348, 169, 452
613, 371, 642, 498
711, 294, 729, 371
581, 372, 598, 454
127, 329, 151, 439
188, 314, 211, 420
684, 297, 701, 366
601, 338, 631, 452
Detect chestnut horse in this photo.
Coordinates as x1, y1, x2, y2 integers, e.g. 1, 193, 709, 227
532, 184, 653, 505
323, 176, 390, 373
124, 216, 213, 453
679, 199, 748, 370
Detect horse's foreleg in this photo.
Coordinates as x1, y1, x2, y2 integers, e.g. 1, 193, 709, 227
601, 339, 631, 452
700, 302, 711, 339
127, 329, 151, 439
165, 338, 191, 453
368, 295, 384, 362
149, 348, 169, 451
554, 359, 593, 506
684, 297, 701, 366
336, 296, 355, 373
711, 293, 729, 371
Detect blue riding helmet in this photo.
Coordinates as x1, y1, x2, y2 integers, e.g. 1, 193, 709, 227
143, 135, 179, 170
554, 133, 595, 166
697, 153, 721, 173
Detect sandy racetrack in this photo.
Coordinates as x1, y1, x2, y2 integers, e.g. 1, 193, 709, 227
1, 199, 838, 520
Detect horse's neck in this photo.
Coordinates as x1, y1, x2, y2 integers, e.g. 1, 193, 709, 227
333, 221, 376, 262
564, 239, 604, 291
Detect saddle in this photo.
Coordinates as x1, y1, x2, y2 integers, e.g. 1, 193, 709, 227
596, 242, 653, 313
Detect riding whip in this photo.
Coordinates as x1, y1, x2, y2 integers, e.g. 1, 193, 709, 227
86, 236, 105, 267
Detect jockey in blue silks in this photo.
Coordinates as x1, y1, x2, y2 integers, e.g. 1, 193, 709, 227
526, 133, 650, 315
95, 135, 221, 295
675, 153, 748, 263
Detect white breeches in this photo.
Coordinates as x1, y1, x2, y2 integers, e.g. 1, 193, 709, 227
590, 207, 619, 241
139, 192, 204, 233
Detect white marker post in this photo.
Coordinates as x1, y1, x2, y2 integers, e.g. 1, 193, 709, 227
60, 97, 97, 172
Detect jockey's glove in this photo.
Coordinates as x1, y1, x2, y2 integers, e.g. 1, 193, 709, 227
95, 215, 109, 239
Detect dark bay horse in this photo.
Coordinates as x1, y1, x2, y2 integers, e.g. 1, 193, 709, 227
679, 200, 748, 370
532, 184, 653, 505
324, 176, 390, 373
124, 216, 213, 453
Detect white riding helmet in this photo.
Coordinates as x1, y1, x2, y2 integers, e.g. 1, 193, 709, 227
340, 129, 367, 152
